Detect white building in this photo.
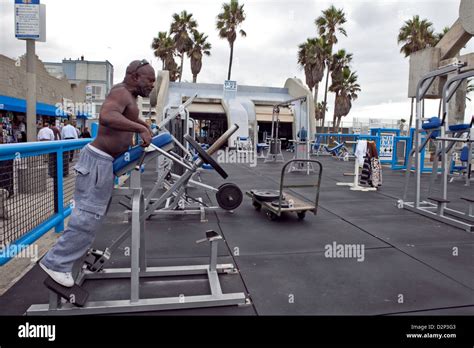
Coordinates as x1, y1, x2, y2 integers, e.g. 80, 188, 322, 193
44, 57, 114, 121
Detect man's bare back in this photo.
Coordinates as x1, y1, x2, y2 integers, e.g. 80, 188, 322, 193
91, 61, 156, 158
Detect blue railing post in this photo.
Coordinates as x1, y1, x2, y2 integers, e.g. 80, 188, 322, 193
55, 146, 65, 233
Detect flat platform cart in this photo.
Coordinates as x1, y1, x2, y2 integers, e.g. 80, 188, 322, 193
246, 159, 323, 221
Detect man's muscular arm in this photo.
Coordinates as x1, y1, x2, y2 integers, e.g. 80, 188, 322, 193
99, 88, 148, 133
135, 117, 153, 135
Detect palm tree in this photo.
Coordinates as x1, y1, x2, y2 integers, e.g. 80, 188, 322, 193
330, 49, 353, 86
315, 5, 347, 132
151, 31, 175, 69
398, 15, 436, 128
434, 26, 450, 46
170, 10, 198, 82
188, 31, 212, 83
330, 67, 361, 133
329, 49, 353, 130
398, 15, 436, 57
216, 0, 246, 80
165, 55, 181, 82
297, 37, 328, 120
315, 101, 327, 123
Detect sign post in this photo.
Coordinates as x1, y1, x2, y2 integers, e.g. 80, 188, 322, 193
15, 0, 44, 142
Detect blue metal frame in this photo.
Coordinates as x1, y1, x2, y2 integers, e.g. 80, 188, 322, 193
390, 128, 436, 173
370, 128, 401, 165
0, 138, 92, 265
314, 133, 381, 157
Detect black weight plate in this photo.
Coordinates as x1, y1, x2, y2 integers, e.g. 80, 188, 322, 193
184, 134, 228, 179
271, 200, 290, 208
251, 189, 281, 202
216, 183, 243, 210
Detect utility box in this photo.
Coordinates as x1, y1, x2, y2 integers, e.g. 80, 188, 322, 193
408, 47, 444, 98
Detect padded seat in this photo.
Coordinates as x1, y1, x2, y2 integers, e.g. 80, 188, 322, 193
422, 117, 442, 130
427, 196, 450, 204
325, 143, 344, 153
449, 123, 471, 132
113, 132, 173, 174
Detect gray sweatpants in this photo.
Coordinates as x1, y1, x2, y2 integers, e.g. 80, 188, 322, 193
41, 145, 114, 273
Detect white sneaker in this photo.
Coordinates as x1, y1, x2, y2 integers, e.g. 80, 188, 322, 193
39, 262, 74, 287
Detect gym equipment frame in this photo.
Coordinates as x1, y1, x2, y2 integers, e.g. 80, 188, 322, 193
400, 65, 474, 233
27, 125, 248, 315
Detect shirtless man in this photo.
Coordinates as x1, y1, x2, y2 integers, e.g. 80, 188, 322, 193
39, 60, 155, 287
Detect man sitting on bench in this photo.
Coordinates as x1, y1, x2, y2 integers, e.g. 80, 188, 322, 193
39, 60, 155, 287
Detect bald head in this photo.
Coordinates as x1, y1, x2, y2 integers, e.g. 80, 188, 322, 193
126, 60, 154, 76
124, 60, 156, 97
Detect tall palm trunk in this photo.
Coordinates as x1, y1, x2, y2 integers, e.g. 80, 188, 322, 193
332, 110, 338, 133
321, 67, 330, 132
336, 116, 342, 133
179, 54, 184, 82
408, 97, 414, 130
228, 42, 234, 80
314, 83, 319, 126
193, 75, 197, 83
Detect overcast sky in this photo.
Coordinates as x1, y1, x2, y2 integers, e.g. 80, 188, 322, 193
1, 0, 473, 124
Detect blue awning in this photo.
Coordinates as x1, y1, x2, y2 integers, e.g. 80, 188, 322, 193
0, 95, 25, 113
76, 111, 92, 119
0, 95, 67, 117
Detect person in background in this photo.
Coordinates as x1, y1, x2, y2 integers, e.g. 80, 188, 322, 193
399, 118, 408, 136
61, 120, 78, 140
18, 118, 26, 142
50, 123, 61, 141
61, 120, 78, 174
150, 119, 158, 135
37, 122, 55, 141
0, 125, 7, 144
81, 127, 91, 138
297, 126, 308, 142
72, 121, 81, 138
0, 125, 14, 198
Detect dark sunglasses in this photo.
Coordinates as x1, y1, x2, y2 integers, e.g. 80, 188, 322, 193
132, 59, 150, 73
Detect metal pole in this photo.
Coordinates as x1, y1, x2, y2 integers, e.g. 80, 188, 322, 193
415, 101, 421, 208
306, 99, 310, 175
26, 39, 37, 142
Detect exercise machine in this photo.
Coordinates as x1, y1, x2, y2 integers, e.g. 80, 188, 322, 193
264, 97, 307, 163
123, 97, 243, 222
27, 124, 249, 315
399, 63, 474, 232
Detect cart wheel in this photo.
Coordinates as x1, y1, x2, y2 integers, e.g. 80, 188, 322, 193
266, 211, 277, 221
252, 201, 262, 211
297, 211, 306, 220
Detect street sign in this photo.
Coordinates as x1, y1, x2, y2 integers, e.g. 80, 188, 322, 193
224, 80, 237, 92
15, 0, 40, 40
380, 133, 395, 161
